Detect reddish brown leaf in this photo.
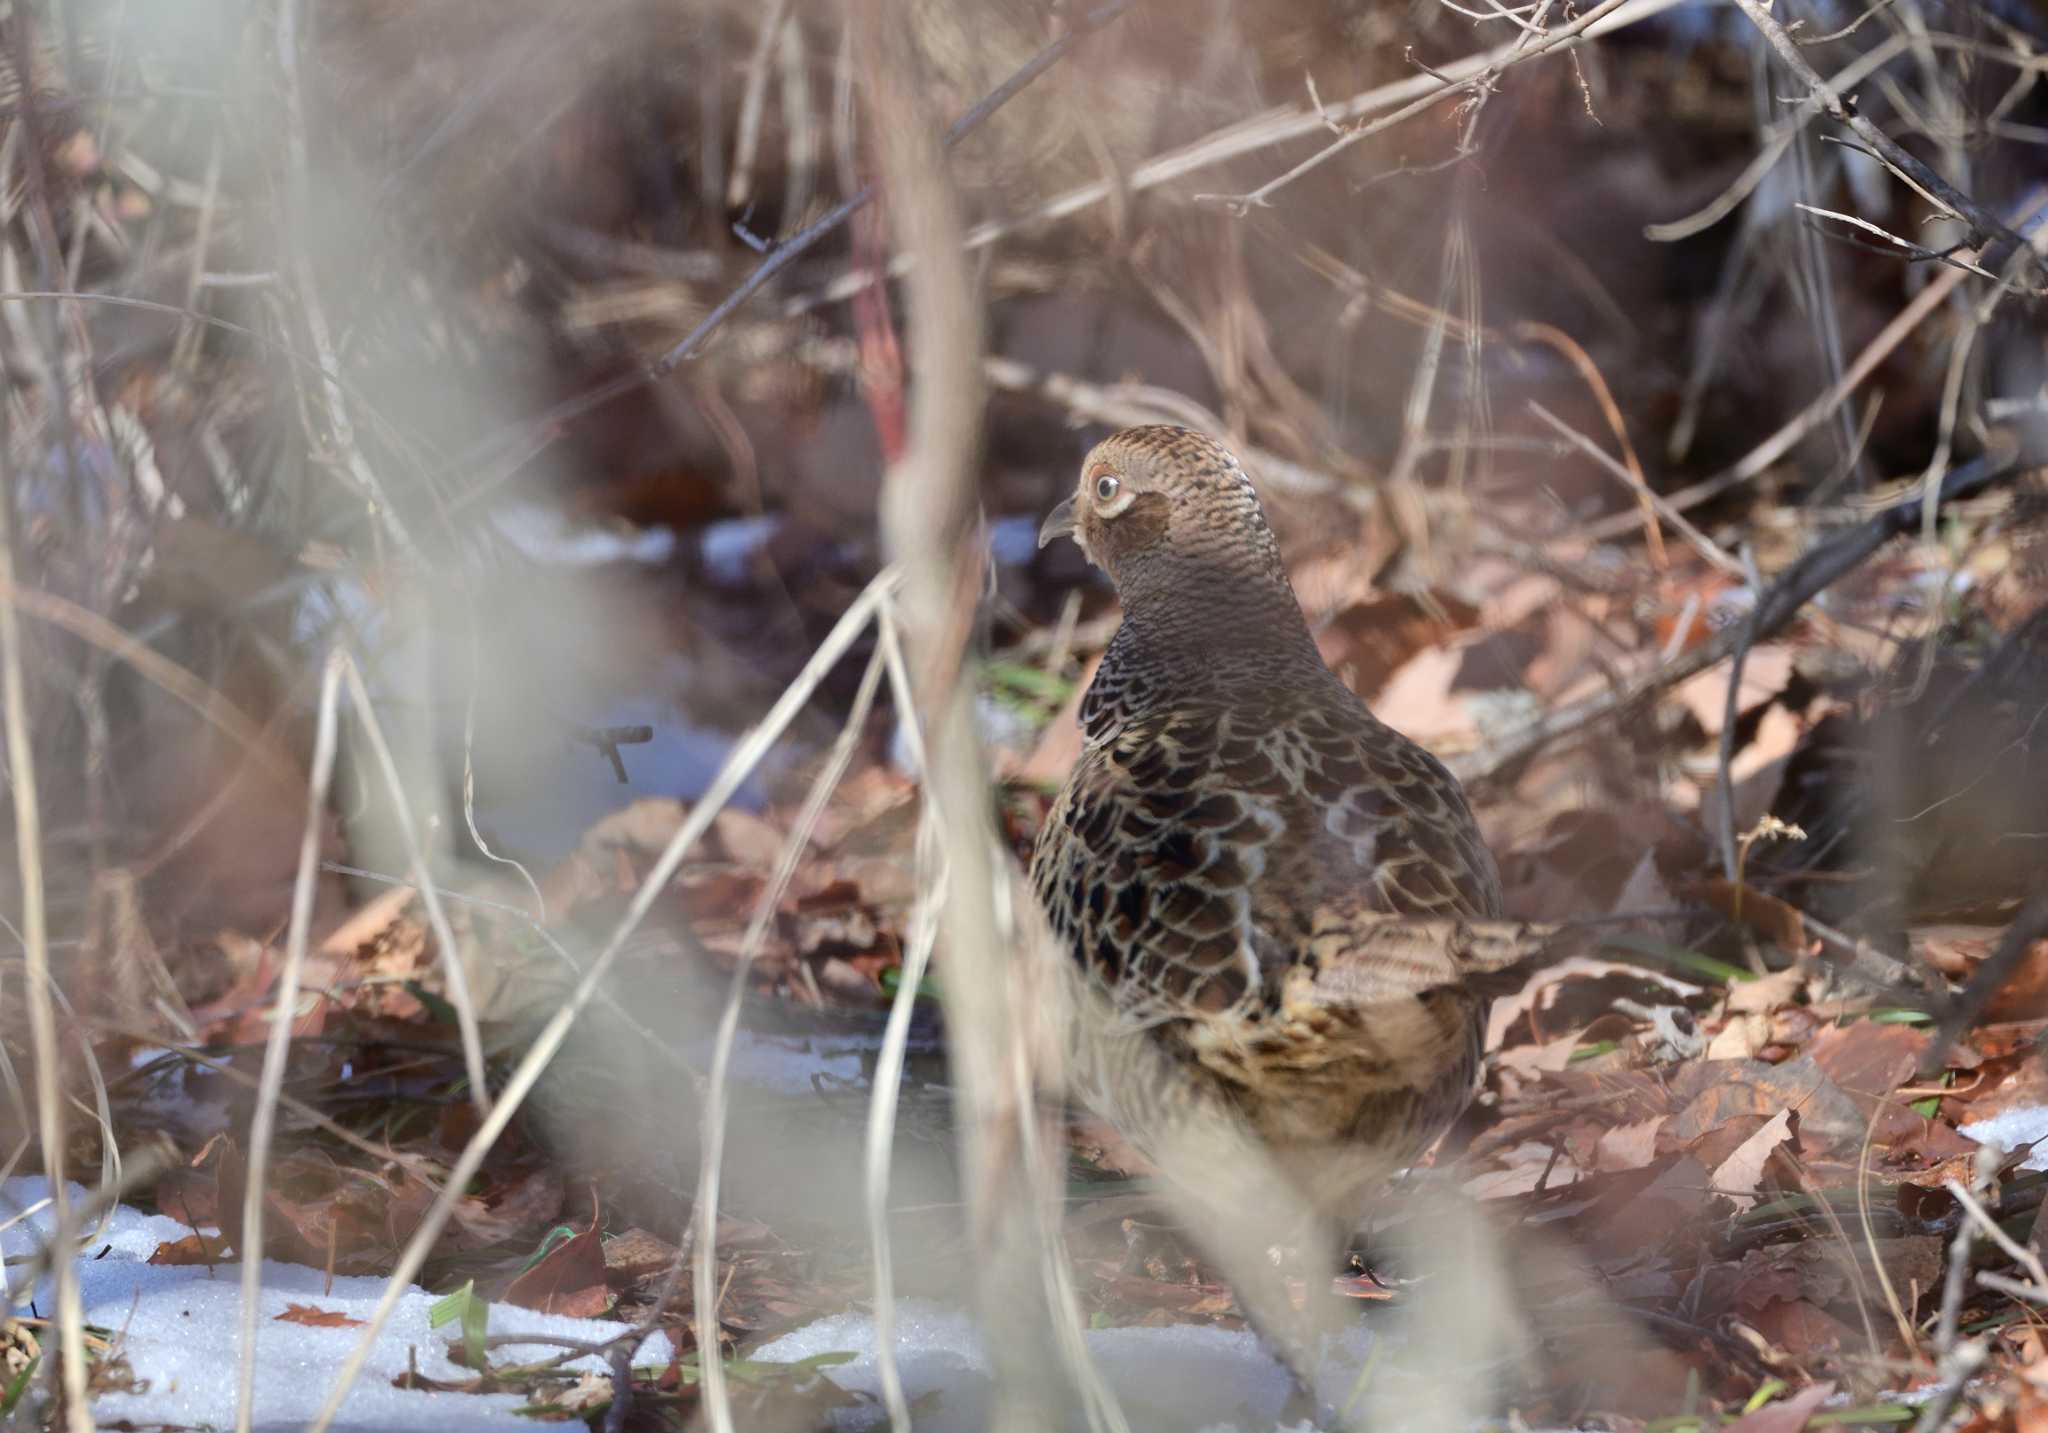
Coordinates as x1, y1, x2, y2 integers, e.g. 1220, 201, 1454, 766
1751, 1299, 1863, 1359
1693, 879, 1808, 952
148, 1232, 220, 1266
1316, 590, 1480, 701
447, 1167, 564, 1248
1805, 1021, 1927, 1103
504, 1208, 610, 1319
276, 1303, 365, 1328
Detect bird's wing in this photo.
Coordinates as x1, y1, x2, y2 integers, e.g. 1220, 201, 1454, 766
1031, 699, 1515, 1023
1274, 696, 1503, 924
1031, 706, 1283, 1023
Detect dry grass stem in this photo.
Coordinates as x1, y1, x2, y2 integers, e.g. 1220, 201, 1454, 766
0, 383, 89, 1433
692, 641, 889, 1433
862, 602, 932, 1433
1527, 402, 1741, 579
336, 660, 493, 1119
234, 651, 347, 1433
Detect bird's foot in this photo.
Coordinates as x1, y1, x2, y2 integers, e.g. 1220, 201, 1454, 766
1275, 1375, 1343, 1431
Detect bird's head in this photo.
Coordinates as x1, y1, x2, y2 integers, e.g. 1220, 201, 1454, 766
1036, 426, 1288, 598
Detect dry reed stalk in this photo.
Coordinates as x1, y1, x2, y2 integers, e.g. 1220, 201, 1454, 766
861, 7, 1082, 1428
692, 641, 889, 1433
234, 651, 346, 1433
0, 386, 89, 1433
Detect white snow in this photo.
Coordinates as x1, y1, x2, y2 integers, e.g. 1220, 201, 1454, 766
755, 1299, 1369, 1433
699, 514, 783, 584
681, 1026, 877, 1095
0, 1178, 675, 1432
0, 1172, 1354, 1432
492, 501, 678, 567
0, 1175, 1613, 1432
1962, 1104, 2048, 1171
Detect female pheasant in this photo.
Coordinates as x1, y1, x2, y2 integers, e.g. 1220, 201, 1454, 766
1030, 425, 1517, 1231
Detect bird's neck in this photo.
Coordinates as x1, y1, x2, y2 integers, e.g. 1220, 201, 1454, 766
1108, 565, 1324, 684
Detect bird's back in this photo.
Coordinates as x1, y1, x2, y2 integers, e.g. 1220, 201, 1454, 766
1032, 651, 1504, 1190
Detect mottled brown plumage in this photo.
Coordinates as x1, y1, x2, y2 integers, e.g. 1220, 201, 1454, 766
1031, 425, 1513, 1223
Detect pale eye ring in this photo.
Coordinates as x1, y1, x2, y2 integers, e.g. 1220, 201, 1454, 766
1093, 473, 1121, 502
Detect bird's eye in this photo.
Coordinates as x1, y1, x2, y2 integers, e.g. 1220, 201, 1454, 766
1094, 474, 1121, 502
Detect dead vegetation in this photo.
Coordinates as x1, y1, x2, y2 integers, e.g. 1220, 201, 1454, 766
0, 0, 2046, 1428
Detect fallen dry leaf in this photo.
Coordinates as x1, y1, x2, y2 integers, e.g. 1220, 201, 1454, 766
602, 1227, 681, 1283
1694, 879, 1809, 953
148, 1232, 220, 1267
276, 1303, 365, 1328
504, 1206, 610, 1319
1709, 1107, 1796, 1204
1485, 956, 1703, 1054
1370, 646, 1477, 751
1725, 966, 1807, 1015
1596, 1116, 1665, 1172
713, 808, 787, 869
319, 882, 416, 958
1707, 1011, 1770, 1060
1315, 590, 1481, 701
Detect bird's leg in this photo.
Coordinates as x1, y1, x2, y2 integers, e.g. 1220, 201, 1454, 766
1224, 1221, 1368, 1431
1117, 1213, 1203, 1278
1252, 1298, 1340, 1431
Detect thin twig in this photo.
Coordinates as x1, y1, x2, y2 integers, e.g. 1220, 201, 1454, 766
234, 651, 345, 1433
725, 0, 797, 214
1941, 1179, 2048, 1293
862, 604, 929, 1433
1927, 892, 2048, 1070
1726, 0, 2039, 280
0, 574, 301, 794
1204, 0, 1639, 211
0, 336, 89, 1433
1527, 402, 1744, 579
786, 0, 1690, 317
1795, 202, 1996, 277
1581, 187, 2048, 545
336, 660, 493, 1120
1931, 1158, 1993, 1359
864, 4, 1110, 1425
693, 642, 888, 1433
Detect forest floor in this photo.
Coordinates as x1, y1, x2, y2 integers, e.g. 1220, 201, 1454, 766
3, 0, 2047, 1428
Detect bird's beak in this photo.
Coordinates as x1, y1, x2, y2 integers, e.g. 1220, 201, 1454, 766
1037, 496, 1077, 550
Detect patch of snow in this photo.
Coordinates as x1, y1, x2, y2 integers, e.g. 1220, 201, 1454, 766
0, 1178, 1607, 1432
699, 514, 783, 584
1, 1178, 673, 1432
493, 501, 678, 566
755, 1298, 1366, 1432
1962, 1104, 2048, 1171
682, 1028, 877, 1096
